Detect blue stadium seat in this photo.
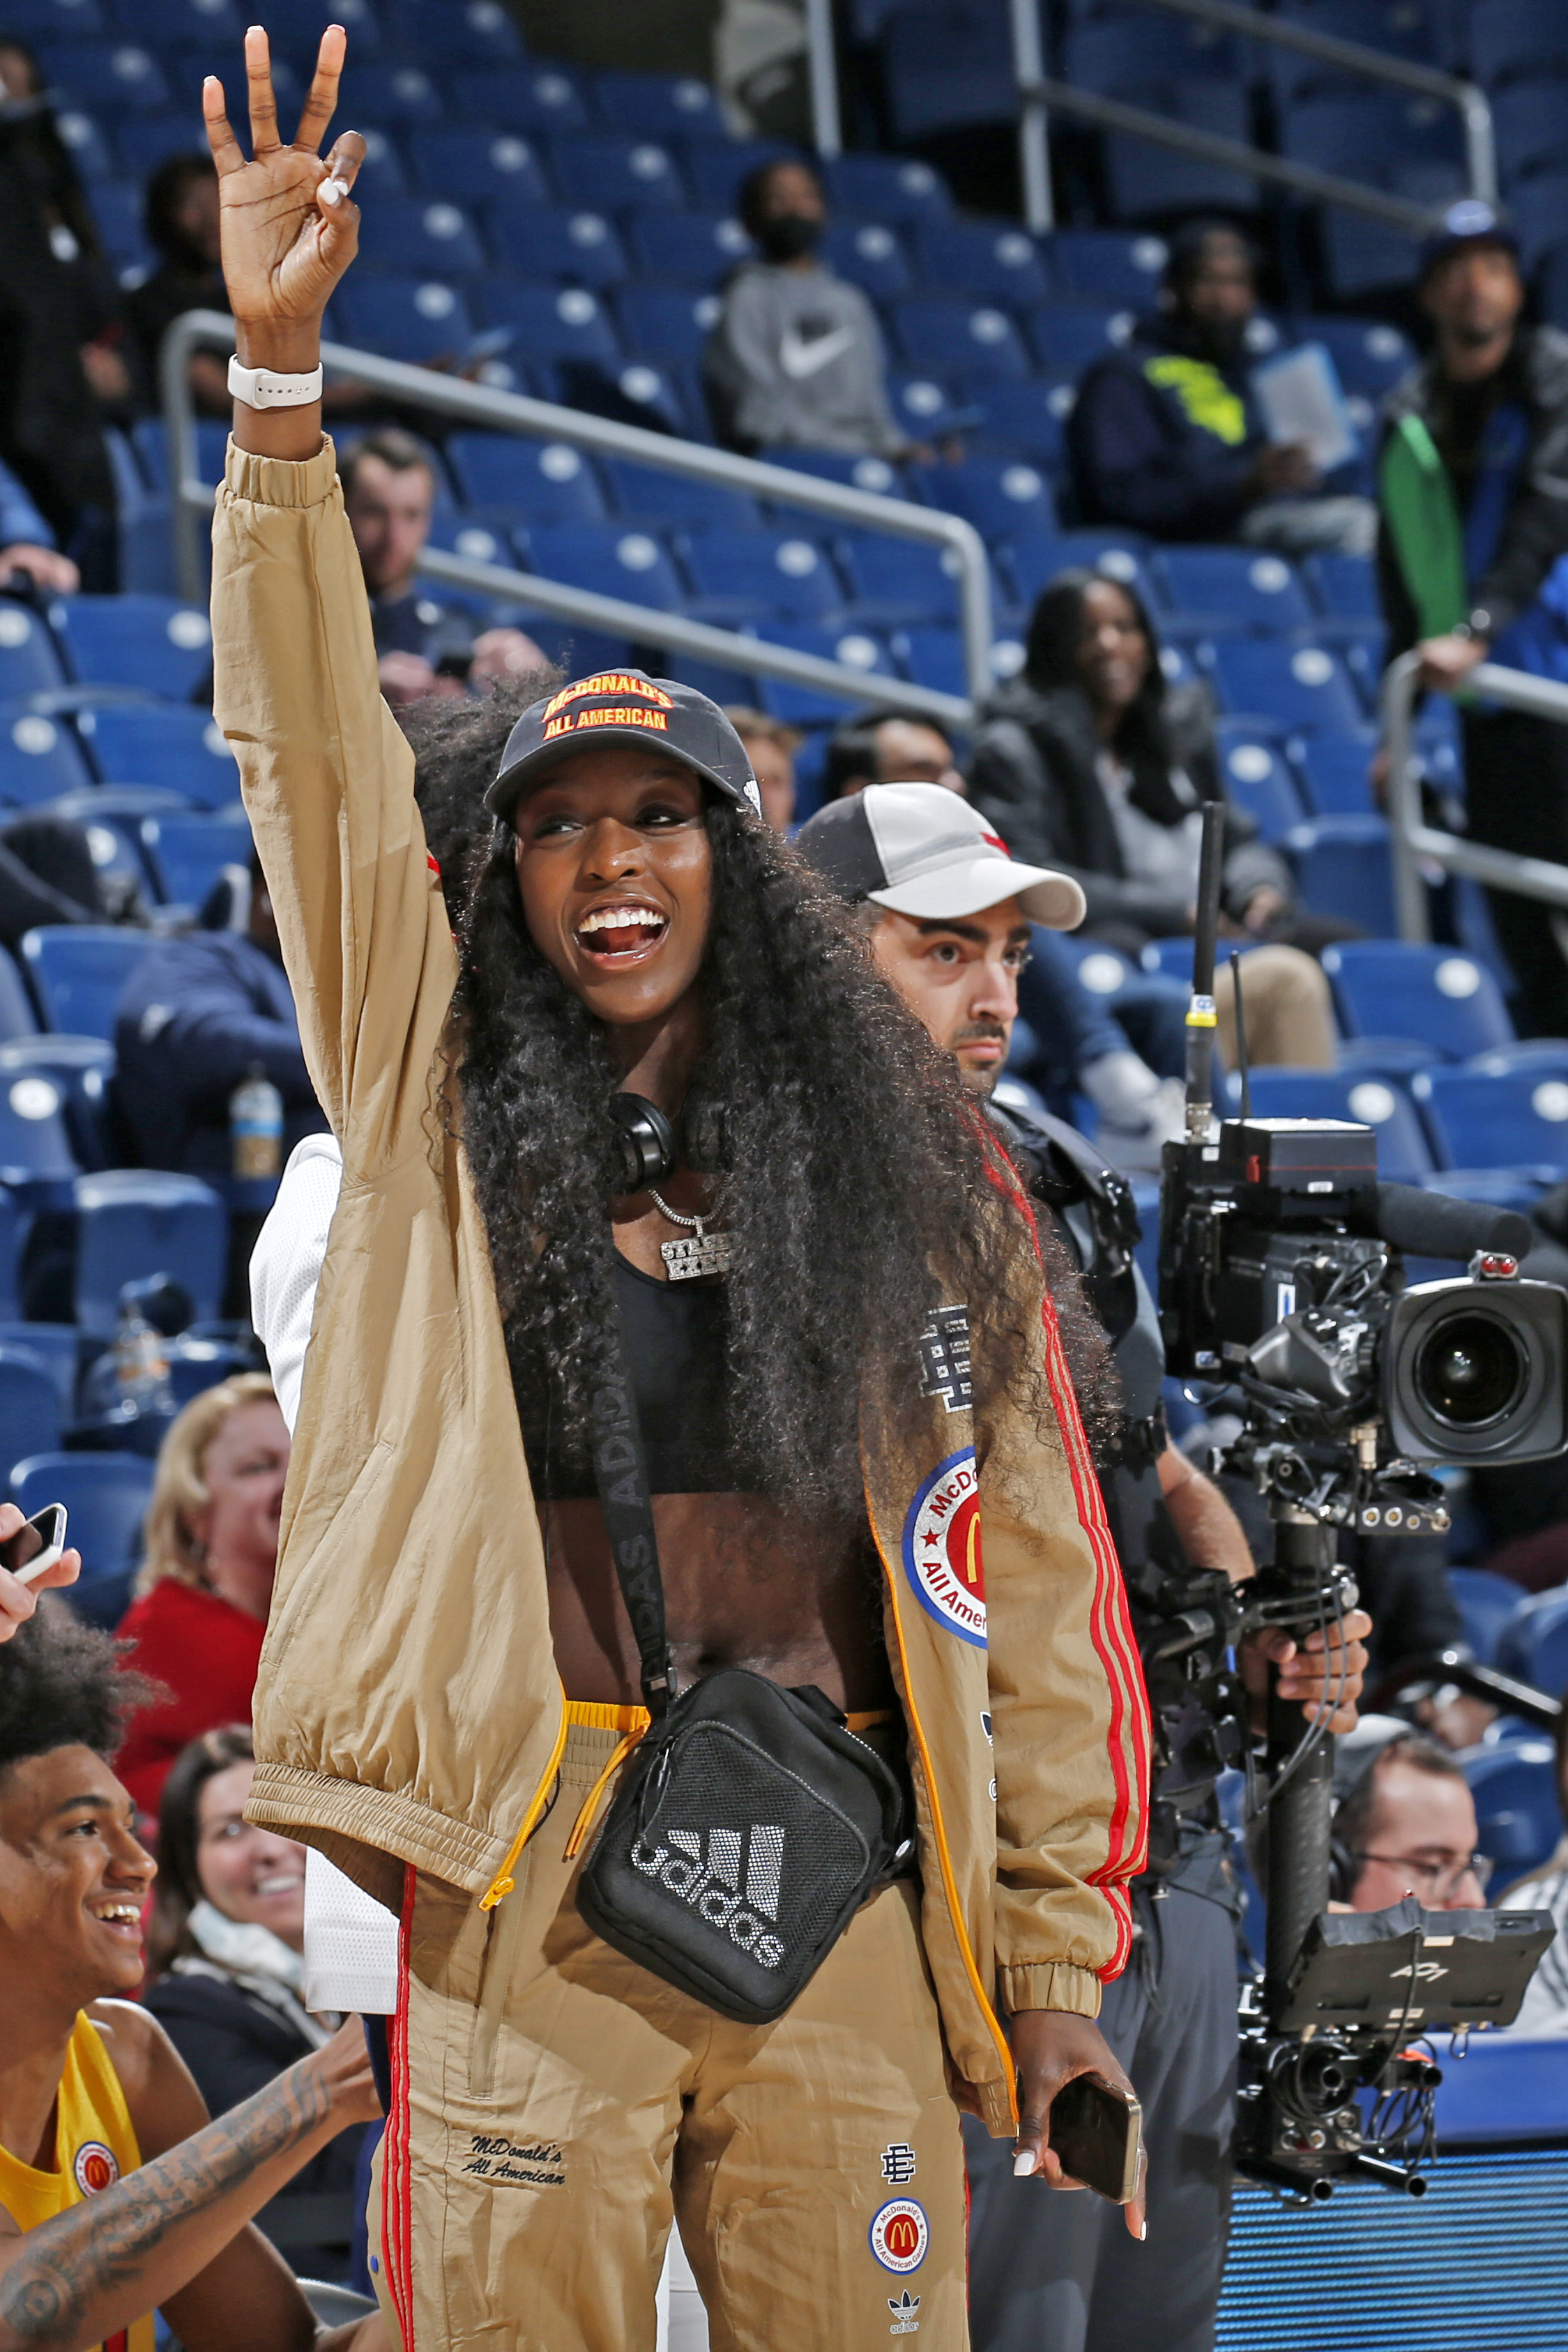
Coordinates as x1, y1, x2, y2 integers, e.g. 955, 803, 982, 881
1463, 1741, 1563, 1883
1294, 315, 1416, 401
971, 379, 1075, 468
393, 0, 523, 62
1155, 548, 1317, 635
36, 40, 172, 109
73, 1169, 227, 1340
912, 222, 1051, 303
6, 0, 107, 32
48, 788, 185, 907
10, 1452, 154, 1585
0, 1324, 76, 1413
1215, 725, 1307, 841
756, 450, 909, 500
1288, 726, 1378, 815
0, 951, 38, 1042
0, 1051, 78, 1185
19, 927, 152, 1041
129, 418, 231, 496
112, 112, 213, 183
1496, 1588, 1568, 1697
822, 220, 914, 302
1320, 213, 1424, 301
0, 1195, 13, 1319
1413, 1066, 1568, 1173
878, 1, 1021, 139
0, 602, 67, 699
55, 595, 212, 699
1228, 1068, 1434, 1177
629, 211, 750, 283
1280, 91, 1463, 179
450, 66, 590, 132
682, 140, 798, 213
479, 283, 620, 367
819, 154, 951, 223
1210, 639, 1364, 730
0, 709, 95, 806
52, 104, 114, 179
1270, 0, 1437, 100
910, 457, 1056, 545
594, 71, 725, 138
423, 511, 524, 575
406, 127, 550, 206
0, 1037, 114, 1173
487, 206, 630, 288
331, 124, 406, 197
447, 434, 607, 521
679, 530, 842, 623
1048, 229, 1166, 310
1104, 79, 1258, 218
141, 814, 251, 909
616, 286, 720, 364
354, 195, 487, 276
1494, 78, 1568, 184
835, 535, 962, 626
333, 275, 473, 362
600, 460, 759, 533
547, 357, 699, 439
1026, 308, 1133, 378
1449, 1567, 1534, 1667
1283, 814, 1396, 930
889, 299, 1030, 381
1063, 14, 1240, 91
547, 135, 686, 213
1509, 172, 1568, 269
336, 62, 445, 123
86, 179, 153, 272
525, 523, 685, 612
751, 623, 898, 725
1470, 0, 1568, 89
251, 0, 384, 59
1320, 941, 1516, 1059
1003, 536, 1158, 620
1306, 553, 1383, 635
76, 705, 238, 807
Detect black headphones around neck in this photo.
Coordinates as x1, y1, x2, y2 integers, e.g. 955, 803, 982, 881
608, 1092, 729, 1195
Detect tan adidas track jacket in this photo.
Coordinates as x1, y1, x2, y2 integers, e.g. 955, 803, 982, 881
216, 437, 1150, 2138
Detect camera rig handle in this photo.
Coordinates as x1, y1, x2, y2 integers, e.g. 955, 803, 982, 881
1185, 800, 1228, 1144
1260, 1508, 1342, 2020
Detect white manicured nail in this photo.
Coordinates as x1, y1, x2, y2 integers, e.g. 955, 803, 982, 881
321, 179, 348, 204
1013, 2152, 1036, 2178
1139, 2220, 1148, 2241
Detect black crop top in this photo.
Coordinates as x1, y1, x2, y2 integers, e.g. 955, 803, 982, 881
533, 1255, 739, 1500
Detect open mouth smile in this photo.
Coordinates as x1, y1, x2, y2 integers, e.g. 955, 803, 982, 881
88, 1899, 143, 1943
575, 901, 670, 964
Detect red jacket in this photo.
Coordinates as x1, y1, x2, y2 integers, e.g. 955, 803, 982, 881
114, 1581, 267, 1816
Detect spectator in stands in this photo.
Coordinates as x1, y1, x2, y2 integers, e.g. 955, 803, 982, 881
821, 706, 967, 800
969, 568, 1341, 1065
0, 1608, 383, 2351
144, 1725, 365, 2282
113, 1375, 289, 1818
340, 428, 547, 707
724, 706, 800, 830
113, 845, 324, 1177
1068, 221, 1376, 556
1499, 1702, 1568, 2034
1334, 1727, 1489, 1913
0, 449, 79, 592
703, 160, 908, 459
124, 153, 230, 415
1379, 199, 1568, 1036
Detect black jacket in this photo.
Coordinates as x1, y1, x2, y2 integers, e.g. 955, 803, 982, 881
1378, 324, 1568, 661
1067, 316, 1268, 542
967, 676, 1290, 941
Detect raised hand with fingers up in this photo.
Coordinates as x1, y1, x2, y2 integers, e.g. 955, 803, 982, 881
203, 23, 365, 456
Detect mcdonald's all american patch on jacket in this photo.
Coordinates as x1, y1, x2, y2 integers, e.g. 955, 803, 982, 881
869, 2197, 929, 2274
901, 1450, 985, 1646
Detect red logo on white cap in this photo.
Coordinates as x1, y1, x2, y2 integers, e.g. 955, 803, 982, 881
980, 830, 1010, 856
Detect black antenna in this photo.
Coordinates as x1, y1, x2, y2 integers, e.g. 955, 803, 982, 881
1185, 801, 1226, 1142
1231, 949, 1252, 1123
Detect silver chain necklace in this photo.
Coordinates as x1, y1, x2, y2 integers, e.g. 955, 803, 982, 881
648, 1186, 733, 1281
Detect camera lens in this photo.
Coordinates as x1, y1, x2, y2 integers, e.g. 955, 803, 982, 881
1415, 1311, 1526, 1429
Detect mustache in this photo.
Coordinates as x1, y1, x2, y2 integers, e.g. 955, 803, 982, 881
954, 1023, 1009, 1047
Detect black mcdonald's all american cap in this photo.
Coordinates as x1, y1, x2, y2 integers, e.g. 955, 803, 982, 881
485, 668, 763, 822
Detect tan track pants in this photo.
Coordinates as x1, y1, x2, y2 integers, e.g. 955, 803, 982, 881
370, 1708, 970, 2352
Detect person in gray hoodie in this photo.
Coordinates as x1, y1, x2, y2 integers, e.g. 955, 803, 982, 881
703, 158, 908, 457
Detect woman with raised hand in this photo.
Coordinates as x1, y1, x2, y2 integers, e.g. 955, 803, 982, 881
203, 28, 1149, 2349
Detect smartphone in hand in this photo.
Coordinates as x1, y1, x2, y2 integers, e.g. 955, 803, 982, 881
1049, 2072, 1143, 2205
0, 1505, 68, 1586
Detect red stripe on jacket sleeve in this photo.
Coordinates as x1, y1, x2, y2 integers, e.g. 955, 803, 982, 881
978, 1138, 1152, 1978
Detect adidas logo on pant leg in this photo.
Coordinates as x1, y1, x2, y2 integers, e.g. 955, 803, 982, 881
630, 1824, 787, 1967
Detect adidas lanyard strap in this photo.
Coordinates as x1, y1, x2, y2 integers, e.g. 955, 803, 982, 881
587, 1300, 676, 1720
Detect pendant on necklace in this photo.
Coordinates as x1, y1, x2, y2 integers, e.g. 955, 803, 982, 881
660, 1222, 734, 1281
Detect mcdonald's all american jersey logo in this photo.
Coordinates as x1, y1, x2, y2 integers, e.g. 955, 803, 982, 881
73, 2140, 119, 2194
869, 2197, 929, 2274
902, 1449, 985, 1647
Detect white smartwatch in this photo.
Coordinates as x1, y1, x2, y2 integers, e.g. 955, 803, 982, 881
227, 354, 324, 409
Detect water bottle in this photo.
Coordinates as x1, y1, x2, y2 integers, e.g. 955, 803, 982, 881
231, 1063, 284, 1180
113, 1300, 172, 1416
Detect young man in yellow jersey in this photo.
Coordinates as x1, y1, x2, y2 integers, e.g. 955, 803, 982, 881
0, 1602, 385, 2352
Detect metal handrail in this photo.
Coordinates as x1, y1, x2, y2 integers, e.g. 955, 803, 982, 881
805, 0, 844, 157
1013, 79, 1441, 235
1134, 0, 1495, 206
1382, 650, 1568, 942
159, 310, 990, 722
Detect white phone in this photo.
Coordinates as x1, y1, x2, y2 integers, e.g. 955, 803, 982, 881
1, 1505, 68, 1585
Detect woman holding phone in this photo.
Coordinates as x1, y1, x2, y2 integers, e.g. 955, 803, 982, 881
204, 28, 1150, 2349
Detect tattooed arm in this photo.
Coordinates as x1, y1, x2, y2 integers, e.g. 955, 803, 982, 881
0, 2010, 383, 2352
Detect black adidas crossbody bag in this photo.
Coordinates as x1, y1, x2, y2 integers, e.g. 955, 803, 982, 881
574, 1318, 914, 2025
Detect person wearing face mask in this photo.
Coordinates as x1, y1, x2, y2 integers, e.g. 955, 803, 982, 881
703, 158, 911, 457
113, 1376, 292, 1817
1067, 222, 1376, 556
144, 1724, 368, 2284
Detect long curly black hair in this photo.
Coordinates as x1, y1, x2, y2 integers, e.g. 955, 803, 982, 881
448, 789, 1109, 1528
